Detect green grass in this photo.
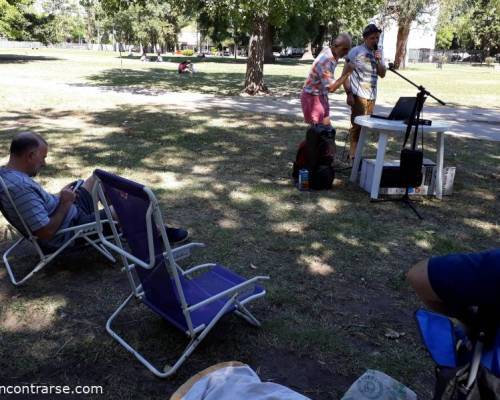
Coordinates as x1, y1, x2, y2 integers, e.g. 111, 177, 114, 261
1, 48, 499, 107
0, 49, 499, 399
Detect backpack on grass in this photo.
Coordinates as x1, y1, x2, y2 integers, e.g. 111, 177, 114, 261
292, 125, 336, 190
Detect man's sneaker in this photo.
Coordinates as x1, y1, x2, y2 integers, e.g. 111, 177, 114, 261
165, 226, 189, 245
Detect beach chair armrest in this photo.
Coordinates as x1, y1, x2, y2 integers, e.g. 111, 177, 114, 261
55, 219, 116, 235
187, 275, 270, 312
182, 263, 216, 276
169, 242, 206, 263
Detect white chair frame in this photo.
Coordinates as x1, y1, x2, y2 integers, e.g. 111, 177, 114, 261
0, 176, 116, 286
91, 175, 269, 377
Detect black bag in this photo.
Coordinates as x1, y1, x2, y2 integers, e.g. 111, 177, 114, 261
434, 365, 500, 400
400, 148, 423, 187
292, 125, 335, 190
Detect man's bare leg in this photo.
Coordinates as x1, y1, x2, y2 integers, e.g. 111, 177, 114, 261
81, 175, 117, 220
82, 175, 96, 192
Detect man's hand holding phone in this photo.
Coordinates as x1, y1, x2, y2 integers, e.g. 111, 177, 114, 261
70, 179, 84, 193
60, 184, 77, 205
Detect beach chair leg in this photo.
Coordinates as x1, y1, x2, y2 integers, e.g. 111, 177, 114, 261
82, 235, 116, 263
3, 238, 49, 286
106, 293, 238, 378
234, 300, 261, 327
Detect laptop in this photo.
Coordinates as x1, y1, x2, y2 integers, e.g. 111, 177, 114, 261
371, 97, 418, 121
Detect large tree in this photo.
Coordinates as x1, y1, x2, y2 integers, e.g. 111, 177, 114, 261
382, 0, 436, 69
0, 0, 32, 39
196, 0, 382, 94
203, 0, 309, 95
435, 0, 499, 56
34, 0, 85, 44
309, 0, 383, 56
101, 0, 182, 53
470, 0, 500, 56
0, 0, 84, 44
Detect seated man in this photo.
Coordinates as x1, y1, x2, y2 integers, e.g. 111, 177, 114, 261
178, 60, 194, 74
407, 248, 500, 323
0, 132, 188, 250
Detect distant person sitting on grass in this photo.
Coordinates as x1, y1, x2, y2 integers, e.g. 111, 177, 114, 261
0, 132, 189, 250
178, 60, 195, 74
407, 248, 500, 325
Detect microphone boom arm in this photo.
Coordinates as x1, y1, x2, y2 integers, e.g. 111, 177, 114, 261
387, 63, 446, 105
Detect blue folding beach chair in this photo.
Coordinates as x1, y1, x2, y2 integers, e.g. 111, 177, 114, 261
0, 176, 116, 286
91, 169, 269, 377
416, 308, 500, 399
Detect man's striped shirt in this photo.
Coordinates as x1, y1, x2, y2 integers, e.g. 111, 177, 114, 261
0, 167, 77, 247
347, 44, 380, 100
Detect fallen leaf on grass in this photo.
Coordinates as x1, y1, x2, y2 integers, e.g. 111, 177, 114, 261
385, 328, 405, 339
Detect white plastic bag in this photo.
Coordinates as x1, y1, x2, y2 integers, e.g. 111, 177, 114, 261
172, 362, 310, 400
341, 370, 417, 400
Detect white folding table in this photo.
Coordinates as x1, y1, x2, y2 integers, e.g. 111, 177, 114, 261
349, 116, 451, 200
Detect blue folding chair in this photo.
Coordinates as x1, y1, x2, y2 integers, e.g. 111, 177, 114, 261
91, 169, 269, 377
416, 308, 500, 398
0, 176, 117, 286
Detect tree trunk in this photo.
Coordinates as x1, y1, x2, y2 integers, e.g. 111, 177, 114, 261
394, 22, 411, 69
264, 22, 275, 64
312, 25, 327, 58
244, 15, 268, 95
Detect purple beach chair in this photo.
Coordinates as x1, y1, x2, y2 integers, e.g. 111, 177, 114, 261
91, 169, 269, 377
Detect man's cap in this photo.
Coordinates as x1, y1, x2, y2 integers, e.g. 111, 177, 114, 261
363, 24, 382, 38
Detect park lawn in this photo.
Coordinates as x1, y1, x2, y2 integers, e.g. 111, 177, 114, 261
0, 49, 499, 399
1, 48, 499, 108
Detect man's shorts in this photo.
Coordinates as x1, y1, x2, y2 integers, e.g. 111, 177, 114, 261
301, 92, 329, 124
72, 187, 106, 225
428, 248, 500, 309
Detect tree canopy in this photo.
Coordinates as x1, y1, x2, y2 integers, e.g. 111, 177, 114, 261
436, 0, 499, 55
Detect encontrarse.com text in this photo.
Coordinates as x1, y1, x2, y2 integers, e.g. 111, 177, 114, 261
0, 385, 103, 395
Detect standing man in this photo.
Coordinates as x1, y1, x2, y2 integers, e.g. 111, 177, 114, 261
301, 33, 354, 127
343, 24, 387, 160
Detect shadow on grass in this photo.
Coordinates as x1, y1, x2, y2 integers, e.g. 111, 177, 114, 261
0, 54, 61, 64
84, 68, 305, 97
123, 54, 313, 66
0, 105, 499, 399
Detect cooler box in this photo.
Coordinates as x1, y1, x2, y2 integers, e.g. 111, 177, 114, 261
360, 158, 438, 196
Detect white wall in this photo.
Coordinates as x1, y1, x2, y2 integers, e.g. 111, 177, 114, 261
374, 3, 439, 64
178, 26, 200, 48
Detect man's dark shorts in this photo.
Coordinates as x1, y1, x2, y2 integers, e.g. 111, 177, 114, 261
428, 248, 500, 309
72, 187, 106, 225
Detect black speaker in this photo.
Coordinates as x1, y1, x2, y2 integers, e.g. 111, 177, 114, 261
400, 148, 423, 187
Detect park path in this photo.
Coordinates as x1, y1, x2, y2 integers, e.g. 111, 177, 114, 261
165, 92, 500, 142
3, 75, 499, 141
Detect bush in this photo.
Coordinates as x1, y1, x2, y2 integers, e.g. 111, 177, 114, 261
181, 49, 194, 56
485, 57, 495, 65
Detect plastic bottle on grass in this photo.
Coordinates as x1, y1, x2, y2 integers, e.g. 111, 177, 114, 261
298, 169, 309, 191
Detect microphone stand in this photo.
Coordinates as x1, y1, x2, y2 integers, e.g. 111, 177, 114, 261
375, 63, 446, 220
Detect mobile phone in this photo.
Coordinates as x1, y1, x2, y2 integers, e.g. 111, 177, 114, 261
71, 179, 84, 192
